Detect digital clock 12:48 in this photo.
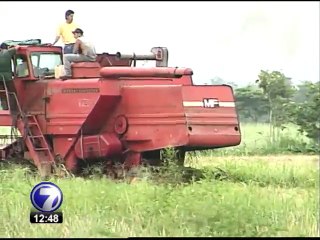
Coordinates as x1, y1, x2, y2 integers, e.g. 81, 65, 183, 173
30, 212, 63, 224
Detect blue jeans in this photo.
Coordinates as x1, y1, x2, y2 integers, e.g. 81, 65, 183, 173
63, 44, 74, 54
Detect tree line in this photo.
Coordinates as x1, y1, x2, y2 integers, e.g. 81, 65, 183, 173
207, 70, 320, 147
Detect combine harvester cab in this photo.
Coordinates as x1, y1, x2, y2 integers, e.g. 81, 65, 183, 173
0, 41, 241, 176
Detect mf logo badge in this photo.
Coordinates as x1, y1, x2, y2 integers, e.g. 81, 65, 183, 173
203, 98, 219, 108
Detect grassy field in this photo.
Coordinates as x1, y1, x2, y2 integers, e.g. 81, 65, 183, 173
0, 123, 319, 237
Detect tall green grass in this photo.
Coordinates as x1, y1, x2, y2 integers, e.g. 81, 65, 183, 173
0, 155, 318, 237
0, 124, 318, 237
186, 155, 318, 189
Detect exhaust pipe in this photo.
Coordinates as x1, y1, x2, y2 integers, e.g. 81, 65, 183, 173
100, 67, 193, 79
116, 47, 169, 67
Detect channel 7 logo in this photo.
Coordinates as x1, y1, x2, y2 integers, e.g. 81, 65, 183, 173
30, 182, 63, 224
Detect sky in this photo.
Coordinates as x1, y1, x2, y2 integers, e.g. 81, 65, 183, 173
0, 1, 319, 86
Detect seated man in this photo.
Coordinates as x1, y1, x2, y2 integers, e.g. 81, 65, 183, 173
60, 28, 97, 80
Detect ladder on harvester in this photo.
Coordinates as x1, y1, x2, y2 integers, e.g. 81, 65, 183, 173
17, 114, 55, 169
1, 78, 55, 175
2, 79, 55, 175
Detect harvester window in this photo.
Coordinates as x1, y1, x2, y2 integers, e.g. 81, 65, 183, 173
16, 55, 29, 77
30, 52, 62, 78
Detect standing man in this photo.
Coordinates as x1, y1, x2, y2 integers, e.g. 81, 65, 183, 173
52, 10, 79, 54
0, 43, 19, 81
0, 43, 19, 110
60, 28, 97, 80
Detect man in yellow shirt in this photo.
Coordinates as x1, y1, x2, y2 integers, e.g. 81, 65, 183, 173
52, 10, 79, 54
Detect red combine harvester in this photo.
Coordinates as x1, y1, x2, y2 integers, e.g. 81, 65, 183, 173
0, 40, 241, 177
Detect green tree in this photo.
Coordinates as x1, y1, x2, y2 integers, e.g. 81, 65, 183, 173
292, 81, 320, 145
235, 85, 269, 122
256, 70, 296, 142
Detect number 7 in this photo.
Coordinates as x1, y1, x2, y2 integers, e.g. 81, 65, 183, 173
40, 187, 59, 210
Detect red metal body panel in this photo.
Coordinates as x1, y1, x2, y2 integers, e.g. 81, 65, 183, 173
182, 85, 240, 147
0, 110, 12, 126
74, 133, 122, 159
120, 84, 189, 151
72, 62, 101, 78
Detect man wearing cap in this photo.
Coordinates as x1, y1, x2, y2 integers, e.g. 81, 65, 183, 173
52, 10, 79, 54
60, 28, 97, 80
